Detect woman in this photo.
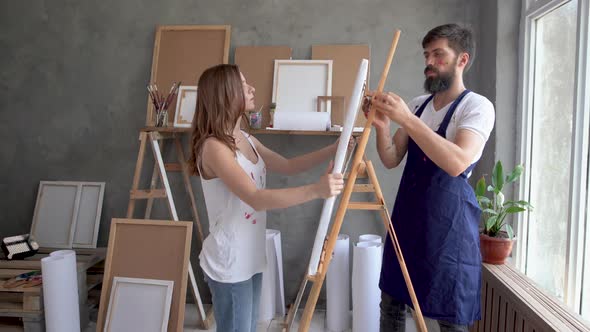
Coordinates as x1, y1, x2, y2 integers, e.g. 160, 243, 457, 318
188, 64, 344, 332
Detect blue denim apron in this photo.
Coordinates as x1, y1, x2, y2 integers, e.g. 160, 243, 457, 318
379, 90, 482, 325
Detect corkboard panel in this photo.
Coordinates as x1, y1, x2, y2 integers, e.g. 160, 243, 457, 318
146, 25, 231, 126
312, 44, 370, 127
96, 218, 193, 332
235, 46, 292, 128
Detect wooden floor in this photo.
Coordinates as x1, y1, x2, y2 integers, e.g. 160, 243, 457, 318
2, 304, 441, 331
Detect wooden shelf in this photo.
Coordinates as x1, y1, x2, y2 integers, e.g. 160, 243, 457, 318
251, 129, 362, 136
141, 126, 191, 133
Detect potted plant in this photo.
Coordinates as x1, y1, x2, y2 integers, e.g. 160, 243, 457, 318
474, 161, 533, 264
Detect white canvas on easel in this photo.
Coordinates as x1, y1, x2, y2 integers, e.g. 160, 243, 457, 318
308, 59, 369, 275
104, 277, 174, 332
31, 181, 105, 248
272, 60, 333, 114
173, 86, 198, 128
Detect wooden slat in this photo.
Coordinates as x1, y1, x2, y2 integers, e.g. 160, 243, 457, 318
352, 184, 375, 192
491, 289, 500, 332
164, 163, 182, 172
130, 189, 167, 199
347, 202, 383, 210
86, 274, 103, 291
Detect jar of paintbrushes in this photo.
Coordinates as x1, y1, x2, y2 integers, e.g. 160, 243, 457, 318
147, 82, 181, 127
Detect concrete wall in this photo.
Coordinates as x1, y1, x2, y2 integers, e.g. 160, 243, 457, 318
0, 0, 518, 307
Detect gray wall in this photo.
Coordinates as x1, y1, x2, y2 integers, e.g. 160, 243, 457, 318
0, 0, 519, 306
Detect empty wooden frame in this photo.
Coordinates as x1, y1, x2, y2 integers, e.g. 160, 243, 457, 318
272, 60, 333, 114
96, 218, 192, 332
146, 25, 231, 126
173, 86, 198, 128
104, 277, 174, 332
30, 181, 105, 248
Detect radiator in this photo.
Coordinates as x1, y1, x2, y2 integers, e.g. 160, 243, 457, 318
470, 264, 590, 332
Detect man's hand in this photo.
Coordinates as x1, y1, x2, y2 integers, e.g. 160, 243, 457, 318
370, 92, 412, 126
363, 93, 391, 132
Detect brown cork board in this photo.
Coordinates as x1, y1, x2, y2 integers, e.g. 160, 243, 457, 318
312, 44, 370, 127
146, 25, 231, 126
96, 218, 193, 332
235, 46, 292, 128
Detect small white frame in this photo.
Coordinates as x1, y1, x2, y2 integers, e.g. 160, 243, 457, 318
272, 60, 332, 114
173, 86, 198, 128
30, 181, 105, 248
104, 277, 174, 332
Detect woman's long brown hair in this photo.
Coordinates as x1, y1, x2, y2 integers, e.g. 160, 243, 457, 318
188, 64, 247, 175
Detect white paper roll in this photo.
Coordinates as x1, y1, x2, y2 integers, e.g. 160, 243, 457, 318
273, 111, 331, 131
258, 229, 286, 321
352, 242, 382, 332
326, 234, 351, 332
42, 250, 80, 332
268, 229, 286, 317
359, 234, 382, 245
259, 232, 277, 321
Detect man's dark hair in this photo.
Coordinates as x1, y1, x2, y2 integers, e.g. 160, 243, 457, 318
422, 24, 475, 72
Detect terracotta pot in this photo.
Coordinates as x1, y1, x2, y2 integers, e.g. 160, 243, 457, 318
479, 233, 514, 264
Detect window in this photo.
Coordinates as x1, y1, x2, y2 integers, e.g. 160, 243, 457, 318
518, 0, 590, 318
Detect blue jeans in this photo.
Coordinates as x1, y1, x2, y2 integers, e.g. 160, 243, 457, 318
379, 292, 468, 332
205, 273, 263, 332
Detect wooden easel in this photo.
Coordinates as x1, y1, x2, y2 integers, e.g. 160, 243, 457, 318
284, 31, 428, 332
126, 126, 214, 329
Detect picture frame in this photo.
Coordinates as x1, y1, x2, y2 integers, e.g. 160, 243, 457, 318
173, 86, 198, 128
272, 60, 333, 114
96, 218, 192, 332
146, 25, 230, 126
104, 277, 174, 332
30, 181, 105, 249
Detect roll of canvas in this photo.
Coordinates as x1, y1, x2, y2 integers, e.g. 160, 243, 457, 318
273, 111, 331, 131
259, 232, 277, 321
352, 241, 382, 332
358, 234, 382, 245
258, 229, 286, 321
268, 229, 286, 317
42, 250, 80, 332
326, 234, 351, 332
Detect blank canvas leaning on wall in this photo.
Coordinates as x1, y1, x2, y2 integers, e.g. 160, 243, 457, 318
30, 181, 105, 249
272, 60, 333, 114
104, 277, 174, 332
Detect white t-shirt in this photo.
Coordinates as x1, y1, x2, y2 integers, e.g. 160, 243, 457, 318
408, 92, 495, 166
199, 133, 267, 283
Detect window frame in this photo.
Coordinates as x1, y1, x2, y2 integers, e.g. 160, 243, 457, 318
517, 0, 590, 313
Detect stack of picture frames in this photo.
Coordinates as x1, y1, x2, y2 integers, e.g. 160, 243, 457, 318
30, 181, 105, 249
126, 24, 232, 330
96, 218, 192, 332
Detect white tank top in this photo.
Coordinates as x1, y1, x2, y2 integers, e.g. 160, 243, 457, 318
198, 133, 267, 283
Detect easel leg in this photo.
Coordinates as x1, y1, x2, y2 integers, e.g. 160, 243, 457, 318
174, 137, 205, 243
127, 132, 148, 218
145, 139, 164, 218
148, 132, 211, 328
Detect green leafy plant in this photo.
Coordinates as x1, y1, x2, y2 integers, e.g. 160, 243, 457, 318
475, 161, 533, 239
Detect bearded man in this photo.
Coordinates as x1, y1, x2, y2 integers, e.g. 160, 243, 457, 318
366, 24, 496, 332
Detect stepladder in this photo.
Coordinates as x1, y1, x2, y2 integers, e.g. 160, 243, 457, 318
284, 30, 428, 332
126, 127, 214, 329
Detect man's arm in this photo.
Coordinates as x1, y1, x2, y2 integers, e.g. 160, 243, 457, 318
375, 127, 409, 169
372, 92, 485, 176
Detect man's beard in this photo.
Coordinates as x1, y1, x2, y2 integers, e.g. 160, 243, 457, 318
423, 65, 455, 93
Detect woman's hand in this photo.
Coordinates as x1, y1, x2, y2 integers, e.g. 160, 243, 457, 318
315, 161, 344, 198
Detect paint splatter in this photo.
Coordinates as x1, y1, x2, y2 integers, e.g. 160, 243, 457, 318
252, 219, 257, 225
244, 212, 252, 220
